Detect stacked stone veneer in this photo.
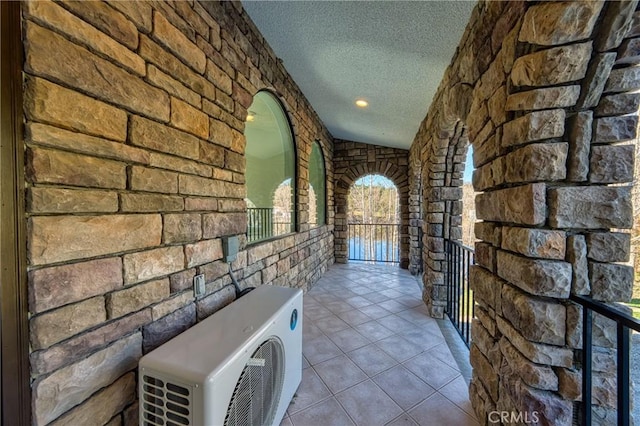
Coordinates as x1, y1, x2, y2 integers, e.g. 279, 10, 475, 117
409, 1, 638, 425
22, 1, 334, 424
333, 139, 410, 268
408, 147, 423, 275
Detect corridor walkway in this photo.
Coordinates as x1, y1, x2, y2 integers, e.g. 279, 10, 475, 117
281, 263, 479, 426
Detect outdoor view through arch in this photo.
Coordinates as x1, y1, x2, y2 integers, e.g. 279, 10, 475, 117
348, 174, 400, 263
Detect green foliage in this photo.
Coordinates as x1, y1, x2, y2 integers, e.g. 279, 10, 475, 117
628, 298, 640, 320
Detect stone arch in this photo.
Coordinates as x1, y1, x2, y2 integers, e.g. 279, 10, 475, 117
244, 89, 299, 239
419, 118, 472, 318
411, 1, 640, 425
334, 160, 410, 267
408, 84, 474, 276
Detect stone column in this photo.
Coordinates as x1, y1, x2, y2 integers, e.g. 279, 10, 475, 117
468, 1, 637, 425
408, 148, 423, 275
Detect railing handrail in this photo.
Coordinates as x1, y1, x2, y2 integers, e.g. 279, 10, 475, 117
348, 222, 400, 226
570, 292, 637, 426
569, 293, 640, 332
444, 238, 475, 348
444, 238, 475, 252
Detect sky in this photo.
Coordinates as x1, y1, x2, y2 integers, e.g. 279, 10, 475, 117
354, 174, 395, 188
463, 147, 473, 183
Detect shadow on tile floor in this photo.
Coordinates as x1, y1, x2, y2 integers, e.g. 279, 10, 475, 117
281, 262, 479, 426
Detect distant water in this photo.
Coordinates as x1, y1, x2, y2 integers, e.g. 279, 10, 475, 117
348, 238, 399, 262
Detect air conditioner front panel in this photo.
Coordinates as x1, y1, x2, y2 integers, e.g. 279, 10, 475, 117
140, 286, 301, 384
139, 285, 302, 426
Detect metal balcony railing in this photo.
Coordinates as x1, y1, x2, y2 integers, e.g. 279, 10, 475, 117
570, 294, 640, 426
444, 239, 474, 348
443, 239, 638, 423
348, 223, 400, 263
247, 207, 273, 242
247, 208, 291, 243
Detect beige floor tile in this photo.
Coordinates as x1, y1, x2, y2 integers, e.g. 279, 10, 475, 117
336, 380, 403, 426
408, 392, 479, 426
385, 414, 419, 426
345, 295, 374, 308
337, 309, 373, 326
290, 397, 355, 426
438, 375, 476, 417
347, 344, 397, 377
357, 304, 392, 321
303, 335, 342, 365
299, 263, 475, 426
354, 320, 395, 341
372, 365, 436, 410
403, 352, 461, 389
314, 314, 351, 334
314, 354, 367, 393
326, 327, 370, 352
288, 368, 331, 414
375, 334, 424, 362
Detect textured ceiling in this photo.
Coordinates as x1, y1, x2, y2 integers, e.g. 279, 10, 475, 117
242, 1, 476, 150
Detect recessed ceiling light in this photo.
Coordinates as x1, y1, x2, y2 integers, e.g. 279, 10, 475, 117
355, 99, 369, 108
246, 112, 255, 122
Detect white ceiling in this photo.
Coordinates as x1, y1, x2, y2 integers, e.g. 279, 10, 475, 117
242, 1, 476, 150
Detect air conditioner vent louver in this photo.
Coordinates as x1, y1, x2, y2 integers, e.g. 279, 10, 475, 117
141, 374, 192, 426
224, 338, 284, 426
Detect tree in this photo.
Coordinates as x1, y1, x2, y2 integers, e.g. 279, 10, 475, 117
347, 174, 400, 261
273, 180, 292, 234
461, 183, 476, 247
347, 174, 399, 224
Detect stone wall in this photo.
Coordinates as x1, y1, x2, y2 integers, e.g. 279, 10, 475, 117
22, 1, 334, 424
333, 139, 410, 267
408, 146, 422, 275
409, 1, 638, 425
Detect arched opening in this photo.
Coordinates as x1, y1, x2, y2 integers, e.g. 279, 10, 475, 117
244, 91, 297, 243
334, 159, 410, 267
461, 146, 476, 247
347, 174, 400, 263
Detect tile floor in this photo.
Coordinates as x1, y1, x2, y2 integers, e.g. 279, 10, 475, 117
281, 262, 479, 426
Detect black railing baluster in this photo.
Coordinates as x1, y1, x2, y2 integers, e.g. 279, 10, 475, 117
570, 293, 640, 426
453, 244, 458, 335
247, 207, 291, 243
444, 240, 451, 313
582, 305, 593, 426
346, 223, 401, 263
462, 249, 467, 343
617, 323, 630, 426
444, 239, 475, 348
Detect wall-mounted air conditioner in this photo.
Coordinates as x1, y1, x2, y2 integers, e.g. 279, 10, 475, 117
138, 285, 303, 426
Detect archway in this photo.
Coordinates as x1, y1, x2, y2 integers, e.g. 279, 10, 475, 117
347, 174, 400, 263
244, 91, 296, 243
334, 161, 410, 268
